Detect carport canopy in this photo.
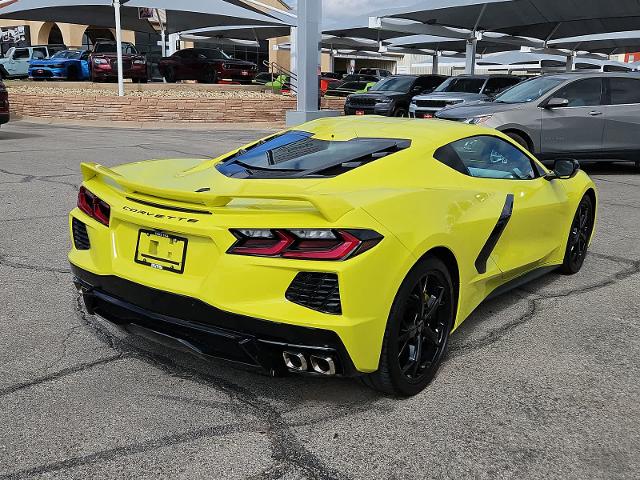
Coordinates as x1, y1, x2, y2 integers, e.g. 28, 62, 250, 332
182, 24, 294, 42
548, 31, 640, 56
0, 0, 286, 34
379, 0, 640, 41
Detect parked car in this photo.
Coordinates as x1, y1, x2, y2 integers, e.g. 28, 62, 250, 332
0, 44, 66, 79
436, 72, 640, 162
253, 72, 277, 85
410, 74, 522, 118
344, 74, 447, 116
29, 49, 91, 81
69, 116, 597, 396
0, 78, 9, 127
89, 41, 148, 83
158, 48, 257, 84
321, 71, 343, 80
325, 74, 380, 97
358, 68, 392, 77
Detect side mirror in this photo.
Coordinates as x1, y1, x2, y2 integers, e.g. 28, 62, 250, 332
545, 158, 580, 180
544, 97, 569, 109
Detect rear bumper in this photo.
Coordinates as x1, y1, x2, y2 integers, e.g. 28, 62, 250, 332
72, 264, 358, 376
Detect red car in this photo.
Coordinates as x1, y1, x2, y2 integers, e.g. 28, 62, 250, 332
89, 41, 148, 83
0, 79, 9, 127
158, 48, 257, 84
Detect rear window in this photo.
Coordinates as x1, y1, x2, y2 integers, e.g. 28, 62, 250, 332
217, 131, 410, 179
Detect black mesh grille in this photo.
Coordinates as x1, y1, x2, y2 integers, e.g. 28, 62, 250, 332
72, 217, 90, 250
349, 97, 378, 107
286, 272, 341, 315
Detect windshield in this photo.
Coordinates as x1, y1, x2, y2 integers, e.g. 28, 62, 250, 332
434, 77, 486, 94
369, 76, 415, 93
52, 50, 82, 60
217, 130, 410, 178
94, 43, 138, 54
198, 49, 231, 60
494, 76, 566, 103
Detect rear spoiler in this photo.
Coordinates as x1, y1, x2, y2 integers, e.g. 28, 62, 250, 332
81, 162, 354, 222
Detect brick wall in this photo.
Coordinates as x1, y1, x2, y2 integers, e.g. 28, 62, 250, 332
8, 92, 347, 124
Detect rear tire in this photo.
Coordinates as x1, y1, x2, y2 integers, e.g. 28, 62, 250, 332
393, 108, 407, 118
506, 132, 530, 151
560, 194, 594, 275
364, 256, 455, 396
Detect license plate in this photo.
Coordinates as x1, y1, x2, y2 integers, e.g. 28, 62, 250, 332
356, 110, 365, 115
242, 70, 249, 75
422, 113, 433, 118
37, 69, 44, 74
135, 230, 188, 274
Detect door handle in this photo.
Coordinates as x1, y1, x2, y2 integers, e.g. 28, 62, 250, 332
589, 111, 603, 116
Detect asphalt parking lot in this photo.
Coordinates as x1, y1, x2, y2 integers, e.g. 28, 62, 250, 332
1, 120, 639, 480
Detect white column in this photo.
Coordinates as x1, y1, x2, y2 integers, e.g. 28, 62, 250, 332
113, 0, 124, 96
296, 0, 318, 113
432, 53, 439, 75
168, 33, 179, 56
285, 0, 339, 125
566, 52, 576, 71
465, 38, 477, 74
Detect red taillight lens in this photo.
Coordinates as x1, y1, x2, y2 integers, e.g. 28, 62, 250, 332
77, 186, 110, 226
228, 229, 382, 261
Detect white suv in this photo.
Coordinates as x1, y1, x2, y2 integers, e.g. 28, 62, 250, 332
0, 45, 65, 79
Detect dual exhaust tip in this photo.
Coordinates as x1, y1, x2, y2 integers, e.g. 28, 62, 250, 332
282, 351, 336, 376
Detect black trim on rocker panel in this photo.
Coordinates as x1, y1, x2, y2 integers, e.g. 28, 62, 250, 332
475, 194, 514, 274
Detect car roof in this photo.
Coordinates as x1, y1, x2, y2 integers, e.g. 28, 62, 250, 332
450, 74, 519, 79
537, 71, 640, 80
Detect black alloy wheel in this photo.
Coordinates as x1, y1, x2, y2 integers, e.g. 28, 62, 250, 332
561, 194, 594, 275
363, 256, 455, 396
203, 68, 218, 84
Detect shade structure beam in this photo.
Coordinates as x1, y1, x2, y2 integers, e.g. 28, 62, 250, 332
113, 0, 124, 97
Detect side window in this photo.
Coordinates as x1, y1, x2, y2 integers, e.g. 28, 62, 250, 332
435, 135, 537, 180
552, 78, 603, 107
13, 48, 30, 59
32, 48, 47, 59
607, 78, 640, 105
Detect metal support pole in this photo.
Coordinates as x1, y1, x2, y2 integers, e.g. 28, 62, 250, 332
566, 52, 575, 71
113, 0, 124, 96
289, 26, 297, 88
286, 0, 338, 126
296, 0, 318, 113
465, 38, 477, 74
432, 53, 439, 75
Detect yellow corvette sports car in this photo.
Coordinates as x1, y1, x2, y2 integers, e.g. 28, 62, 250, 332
69, 117, 596, 396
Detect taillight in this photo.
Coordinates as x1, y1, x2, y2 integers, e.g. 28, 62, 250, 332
228, 229, 382, 261
77, 186, 110, 226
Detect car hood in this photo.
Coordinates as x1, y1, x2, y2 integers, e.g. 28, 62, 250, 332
436, 101, 526, 119
348, 91, 406, 101
413, 92, 488, 102
30, 58, 75, 65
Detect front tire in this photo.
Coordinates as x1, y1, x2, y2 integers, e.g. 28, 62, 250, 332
560, 194, 594, 275
393, 108, 407, 118
364, 256, 455, 396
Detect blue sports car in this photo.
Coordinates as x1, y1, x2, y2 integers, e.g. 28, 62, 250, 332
29, 50, 90, 81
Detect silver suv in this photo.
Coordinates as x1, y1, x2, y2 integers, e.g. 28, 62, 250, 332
409, 74, 522, 118
435, 72, 640, 162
